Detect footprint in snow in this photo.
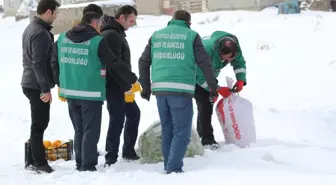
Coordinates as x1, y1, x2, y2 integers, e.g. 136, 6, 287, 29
329, 61, 336, 65
261, 152, 285, 165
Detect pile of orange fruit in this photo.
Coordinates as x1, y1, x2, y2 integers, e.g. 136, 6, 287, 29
43, 140, 68, 161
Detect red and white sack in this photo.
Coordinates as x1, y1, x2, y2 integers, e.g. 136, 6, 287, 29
215, 77, 256, 148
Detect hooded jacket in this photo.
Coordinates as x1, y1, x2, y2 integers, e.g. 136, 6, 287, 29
100, 15, 133, 92
51, 24, 137, 90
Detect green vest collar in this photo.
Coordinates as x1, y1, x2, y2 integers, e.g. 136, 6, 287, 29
167, 20, 190, 28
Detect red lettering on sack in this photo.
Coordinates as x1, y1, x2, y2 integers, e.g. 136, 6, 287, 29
217, 99, 225, 126
228, 96, 241, 140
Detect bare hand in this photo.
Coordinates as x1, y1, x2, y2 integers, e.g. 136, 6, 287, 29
40, 92, 52, 104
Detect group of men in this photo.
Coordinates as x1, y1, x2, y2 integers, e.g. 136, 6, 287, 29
21, 0, 246, 175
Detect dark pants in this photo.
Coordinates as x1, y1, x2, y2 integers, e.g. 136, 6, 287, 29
194, 85, 215, 141
105, 87, 140, 163
67, 99, 103, 170
156, 95, 193, 173
23, 87, 50, 167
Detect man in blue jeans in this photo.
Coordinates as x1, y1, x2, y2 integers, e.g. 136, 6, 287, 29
138, 10, 218, 174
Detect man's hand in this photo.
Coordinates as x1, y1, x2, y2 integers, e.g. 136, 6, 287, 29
232, 80, 244, 92
141, 88, 151, 101
209, 88, 219, 105
40, 92, 52, 104
218, 86, 232, 98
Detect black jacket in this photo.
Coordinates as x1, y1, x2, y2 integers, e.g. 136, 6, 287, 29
21, 16, 56, 93
138, 24, 218, 98
100, 15, 133, 91
51, 24, 137, 90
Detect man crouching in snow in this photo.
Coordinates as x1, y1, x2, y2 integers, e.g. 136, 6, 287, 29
51, 12, 137, 171
195, 31, 247, 148
138, 10, 218, 174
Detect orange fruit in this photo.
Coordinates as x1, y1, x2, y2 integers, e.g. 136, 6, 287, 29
43, 140, 51, 148
51, 154, 57, 161
47, 146, 54, 153
52, 140, 62, 148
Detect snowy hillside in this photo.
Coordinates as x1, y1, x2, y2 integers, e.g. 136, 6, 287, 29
1, 7, 336, 185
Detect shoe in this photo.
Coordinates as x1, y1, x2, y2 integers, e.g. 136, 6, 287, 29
79, 166, 97, 172
24, 163, 35, 171
34, 164, 54, 173
122, 149, 140, 161
105, 152, 118, 167
122, 153, 140, 161
165, 170, 184, 174
201, 138, 220, 149
104, 159, 117, 167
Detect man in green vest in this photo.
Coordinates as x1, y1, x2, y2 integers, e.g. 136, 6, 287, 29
51, 12, 137, 171
138, 10, 218, 174
195, 31, 247, 148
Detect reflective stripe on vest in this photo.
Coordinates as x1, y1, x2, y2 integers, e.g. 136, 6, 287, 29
200, 81, 208, 89
100, 69, 106, 76
234, 68, 246, 74
152, 82, 195, 91
60, 88, 102, 98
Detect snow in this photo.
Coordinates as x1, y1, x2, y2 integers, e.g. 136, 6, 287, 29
59, 0, 135, 9
1, 7, 336, 185
16, 0, 37, 17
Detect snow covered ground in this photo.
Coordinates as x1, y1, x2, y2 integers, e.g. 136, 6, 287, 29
1, 7, 336, 185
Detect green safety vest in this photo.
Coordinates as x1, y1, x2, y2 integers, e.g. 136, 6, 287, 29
196, 31, 247, 91
57, 33, 106, 101
151, 20, 198, 95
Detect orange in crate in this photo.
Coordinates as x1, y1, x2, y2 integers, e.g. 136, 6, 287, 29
43, 140, 51, 148
24, 139, 73, 163
52, 140, 62, 148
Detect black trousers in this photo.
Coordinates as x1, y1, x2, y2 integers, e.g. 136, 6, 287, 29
194, 85, 215, 141
67, 99, 103, 170
23, 87, 50, 167
105, 86, 140, 163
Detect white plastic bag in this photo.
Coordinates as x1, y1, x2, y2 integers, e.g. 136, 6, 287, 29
215, 77, 256, 148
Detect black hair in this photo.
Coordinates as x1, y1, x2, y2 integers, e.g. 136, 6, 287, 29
114, 5, 138, 19
172, 10, 191, 23
36, 0, 60, 15
83, 4, 103, 16
219, 37, 237, 57
80, 12, 102, 25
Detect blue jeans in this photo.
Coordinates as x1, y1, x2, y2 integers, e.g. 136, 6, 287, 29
156, 95, 193, 173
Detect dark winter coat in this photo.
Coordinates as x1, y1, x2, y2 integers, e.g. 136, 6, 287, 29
51, 24, 137, 89
21, 16, 56, 93
100, 15, 133, 92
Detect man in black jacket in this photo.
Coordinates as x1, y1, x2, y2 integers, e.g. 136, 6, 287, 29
51, 11, 138, 171
21, 0, 60, 173
100, 5, 140, 166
